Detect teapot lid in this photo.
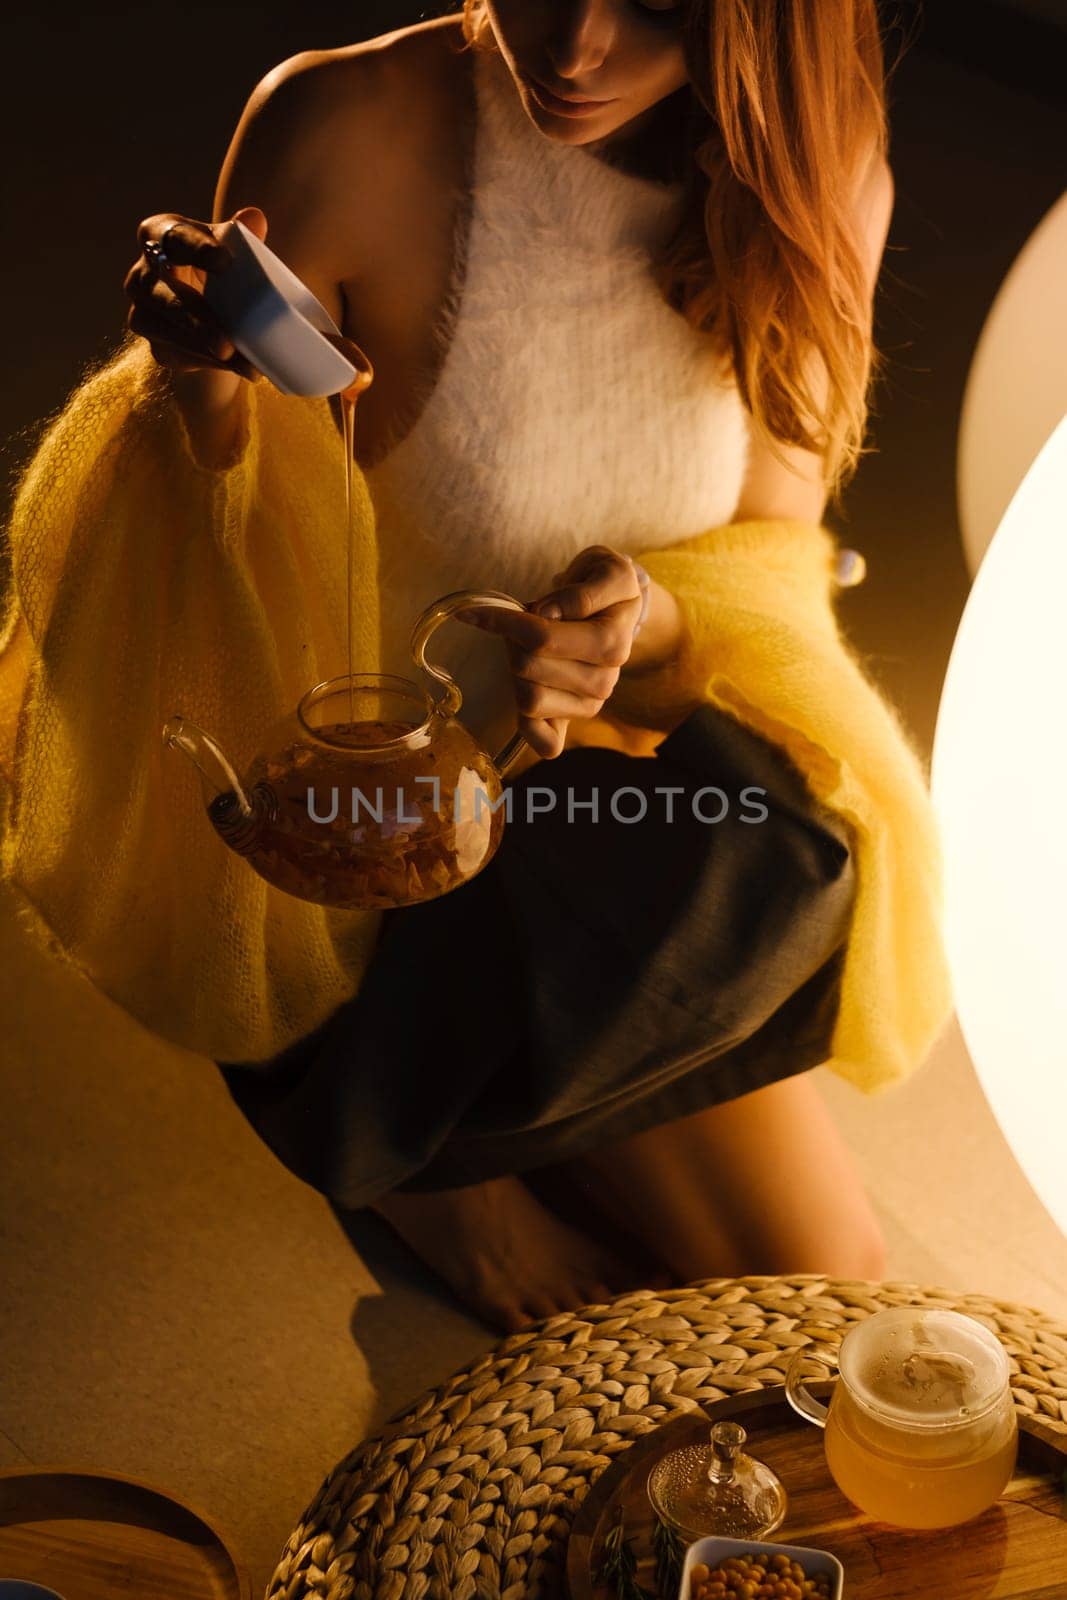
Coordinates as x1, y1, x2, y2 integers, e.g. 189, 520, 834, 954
646, 1419, 787, 1540
840, 1308, 1011, 1428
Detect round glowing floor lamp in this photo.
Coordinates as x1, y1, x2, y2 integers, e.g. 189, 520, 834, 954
957, 188, 1067, 574
931, 412, 1067, 1241
935, 187, 1067, 1241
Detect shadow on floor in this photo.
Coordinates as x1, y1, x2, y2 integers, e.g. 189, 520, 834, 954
336, 1209, 495, 1433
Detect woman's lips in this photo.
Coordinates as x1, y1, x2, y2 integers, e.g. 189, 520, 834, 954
524, 73, 616, 118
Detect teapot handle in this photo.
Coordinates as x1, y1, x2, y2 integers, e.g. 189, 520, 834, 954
409, 589, 532, 779
784, 1344, 840, 1430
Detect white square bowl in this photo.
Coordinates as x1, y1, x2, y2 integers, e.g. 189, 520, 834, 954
679, 1535, 844, 1600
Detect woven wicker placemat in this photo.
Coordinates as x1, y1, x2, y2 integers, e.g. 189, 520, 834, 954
265, 1276, 1067, 1600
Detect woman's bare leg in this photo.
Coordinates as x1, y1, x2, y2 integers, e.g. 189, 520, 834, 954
555, 1071, 887, 1284
373, 1072, 884, 1335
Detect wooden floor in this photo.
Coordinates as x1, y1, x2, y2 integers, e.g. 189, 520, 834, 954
2, 10, 1066, 1596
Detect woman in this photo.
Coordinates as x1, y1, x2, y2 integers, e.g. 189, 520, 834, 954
116, 0, 898, 1332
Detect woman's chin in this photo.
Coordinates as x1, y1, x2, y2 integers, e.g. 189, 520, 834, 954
524, 103, 631, 150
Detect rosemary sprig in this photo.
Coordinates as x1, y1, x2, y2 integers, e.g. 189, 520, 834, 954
596, 1508, 656, 1600
652, 1513, 687, 1599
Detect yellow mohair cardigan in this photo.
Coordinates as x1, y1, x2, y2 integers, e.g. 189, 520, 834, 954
0, 335, 954, 1082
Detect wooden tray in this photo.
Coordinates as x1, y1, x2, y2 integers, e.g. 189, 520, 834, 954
567, 1385, 1067, 1600
0, 1467, 251, 1599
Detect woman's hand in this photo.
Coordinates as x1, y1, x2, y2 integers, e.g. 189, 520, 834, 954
123, 206, 268, 380
458, 545, 645, 760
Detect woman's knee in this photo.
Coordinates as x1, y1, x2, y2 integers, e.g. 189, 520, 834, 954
793, 1205, 888, 1282
674, 1202, 887, 1285
755, 1168, 888, 1281
663, 1074, 889, 1284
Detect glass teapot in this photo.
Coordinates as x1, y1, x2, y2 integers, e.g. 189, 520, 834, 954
162, 591, 531, 910
785, 1307, 1018, 1529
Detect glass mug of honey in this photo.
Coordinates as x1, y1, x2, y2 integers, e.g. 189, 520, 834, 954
785, 1307, 1018, 1529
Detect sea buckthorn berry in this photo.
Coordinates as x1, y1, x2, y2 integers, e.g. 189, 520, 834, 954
690, 1553, 835, 1600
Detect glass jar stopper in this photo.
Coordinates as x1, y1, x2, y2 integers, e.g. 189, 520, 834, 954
647, 1419, 788, 1541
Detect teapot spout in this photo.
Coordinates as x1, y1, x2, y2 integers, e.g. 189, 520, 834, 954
162, 714, 253, 819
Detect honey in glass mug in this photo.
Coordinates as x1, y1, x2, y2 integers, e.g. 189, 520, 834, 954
785, 1307, 1018, 1529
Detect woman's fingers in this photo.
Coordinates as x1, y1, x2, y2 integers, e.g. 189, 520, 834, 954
549, 563, 640, 621
519, 714, 569, 761
460, 606, 633, 668
231, 204, 269, 241
515, 682, 606, 721
456, 548, 645, 760
504, 638, 617, 724
128, 267, 225, 339
509, 644, 618, 704
126, 265, 260, 379
136, 212, 233, 274
126, 210, 269, 379
129, 260, 225, 318
126, 308, 217, 374
126, 291, 235, 363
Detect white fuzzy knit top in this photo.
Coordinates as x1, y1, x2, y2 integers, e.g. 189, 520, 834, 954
364, 42, 752, 758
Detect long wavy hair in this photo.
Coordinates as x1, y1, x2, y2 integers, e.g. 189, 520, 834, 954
459, 0, 897, 510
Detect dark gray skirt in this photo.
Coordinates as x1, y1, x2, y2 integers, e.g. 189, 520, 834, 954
216, 703, 856, 1209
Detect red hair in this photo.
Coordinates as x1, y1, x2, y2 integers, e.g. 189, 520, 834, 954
460, 0, 895, 508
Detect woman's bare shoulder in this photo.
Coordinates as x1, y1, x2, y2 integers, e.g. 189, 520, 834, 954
239, 15, 469, 171
216, 16, 471, 275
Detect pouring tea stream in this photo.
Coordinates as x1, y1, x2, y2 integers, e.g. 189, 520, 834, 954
162, 220, 531, 911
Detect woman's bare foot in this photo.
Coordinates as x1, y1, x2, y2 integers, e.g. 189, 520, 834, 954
372, 1173, 646, 1334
